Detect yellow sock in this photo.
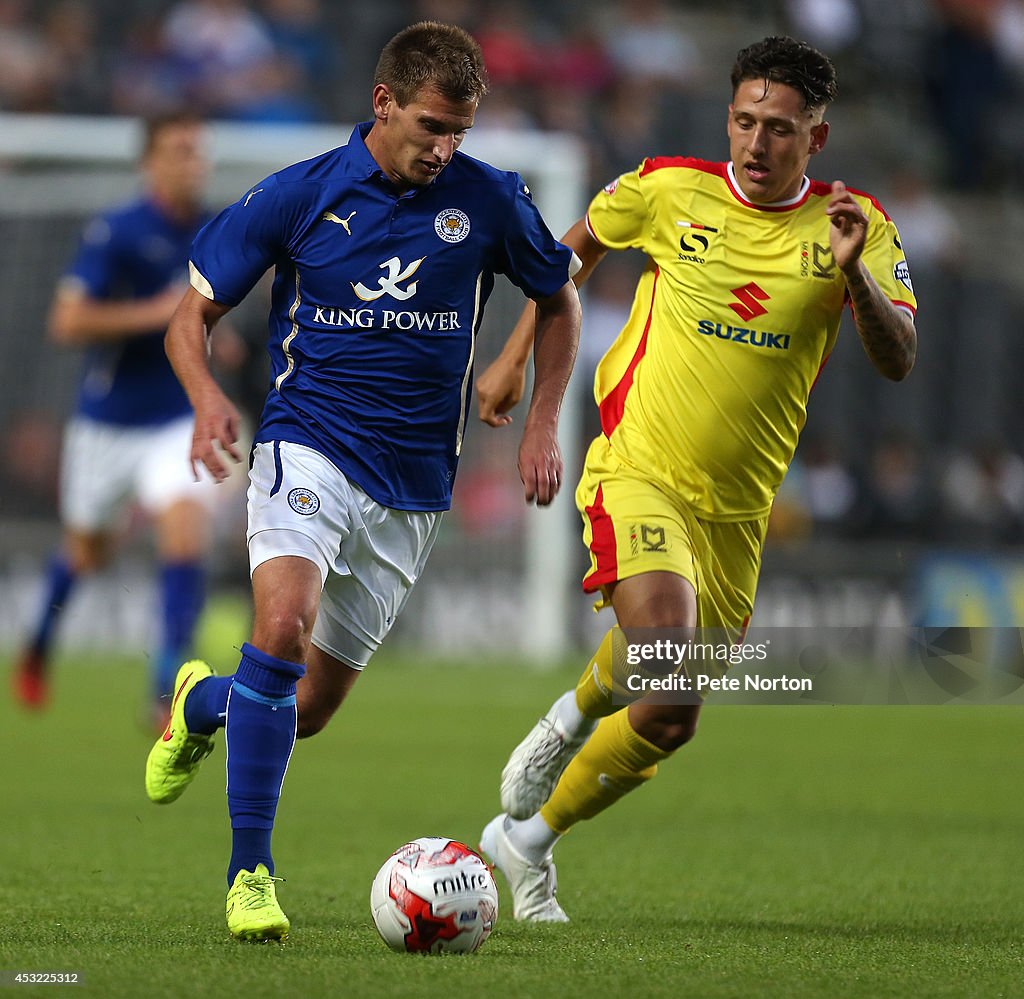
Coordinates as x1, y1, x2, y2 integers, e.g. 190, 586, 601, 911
575, 626, 698, 718
540, 708, 671, 834
574, 627, 628, 718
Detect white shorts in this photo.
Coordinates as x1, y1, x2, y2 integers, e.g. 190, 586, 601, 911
60, 415, 216, 531
246, 441, 442, 669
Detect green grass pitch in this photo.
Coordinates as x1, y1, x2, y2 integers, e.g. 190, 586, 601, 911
2, 651, 1021, 998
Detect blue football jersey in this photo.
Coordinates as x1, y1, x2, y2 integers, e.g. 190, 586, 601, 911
189, 122, 574, 511
67, 198, 207, 425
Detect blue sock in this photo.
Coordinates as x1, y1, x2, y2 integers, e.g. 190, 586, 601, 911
28, 554, 77, 657
155, 562, 206, 698
183, 675, 232, 734
225, 642, 305, 884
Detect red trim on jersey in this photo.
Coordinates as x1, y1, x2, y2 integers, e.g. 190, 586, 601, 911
810, 178, 894, 222
632, 158, 893, 222
810, 351, 831, 393
584, 210, 609, 248
639, 156, 727, 179
598, 269, 658, 437
842, 184, 892, 221
582, 484, 618, 592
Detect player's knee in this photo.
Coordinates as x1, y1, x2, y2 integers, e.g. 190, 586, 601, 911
251, 610, 315, 663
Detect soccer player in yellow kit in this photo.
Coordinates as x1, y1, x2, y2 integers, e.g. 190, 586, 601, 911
477, 36, 918, 921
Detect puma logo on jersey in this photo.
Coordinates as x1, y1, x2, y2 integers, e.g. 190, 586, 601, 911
352, 256, 425, 302
243, 188, 264, 207
322, 210, 356, 235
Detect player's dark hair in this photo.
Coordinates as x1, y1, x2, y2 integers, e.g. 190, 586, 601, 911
375, 21, 489, 107
141, 112, 203, 157
731, 36, 837, 112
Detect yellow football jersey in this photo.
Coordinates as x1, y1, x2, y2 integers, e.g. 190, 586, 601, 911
586, 157, 917, 520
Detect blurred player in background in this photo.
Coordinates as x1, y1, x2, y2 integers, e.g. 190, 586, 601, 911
12, 113, 224, 728
143, 21, 580, 942
476, 35, 918, 922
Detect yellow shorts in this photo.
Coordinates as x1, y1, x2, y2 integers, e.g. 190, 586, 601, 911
576, 436, 768, 634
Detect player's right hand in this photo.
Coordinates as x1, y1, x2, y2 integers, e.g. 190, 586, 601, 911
476, 354, 527, 427
190, 387, 242, 482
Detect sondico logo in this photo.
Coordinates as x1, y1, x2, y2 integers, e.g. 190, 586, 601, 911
352, 256, 426, 302
676, 220, 718, 264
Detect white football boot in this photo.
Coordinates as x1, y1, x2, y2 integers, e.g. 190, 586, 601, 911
501, 691, 594, 819
480, 814, 569, 923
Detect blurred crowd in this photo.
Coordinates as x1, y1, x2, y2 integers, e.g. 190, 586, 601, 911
0, 0, 338, 122
2, 0, 1024, 193
768, 432, 1024, 548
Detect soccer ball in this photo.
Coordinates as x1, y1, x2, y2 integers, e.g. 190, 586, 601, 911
370, 837, 498, 954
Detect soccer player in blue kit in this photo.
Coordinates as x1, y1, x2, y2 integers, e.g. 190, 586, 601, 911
144, 21, 582, 941
13, 114, 219, 724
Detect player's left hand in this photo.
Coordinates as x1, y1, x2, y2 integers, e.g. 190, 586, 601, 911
517, 420, 563, 506
826, 180, 869, 273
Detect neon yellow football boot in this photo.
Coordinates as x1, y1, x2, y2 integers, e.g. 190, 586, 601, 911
226, 864, 290, 941
145, 660, 216, 804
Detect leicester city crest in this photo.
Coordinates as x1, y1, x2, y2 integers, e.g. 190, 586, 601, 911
288, 487, 320, 516
434, 208, 471, 244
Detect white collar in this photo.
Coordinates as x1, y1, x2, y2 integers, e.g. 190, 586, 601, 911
727, 161, 810, 208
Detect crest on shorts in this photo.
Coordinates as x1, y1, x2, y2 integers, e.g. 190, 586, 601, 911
434, 208, 471, 243
288, 487, 320, 516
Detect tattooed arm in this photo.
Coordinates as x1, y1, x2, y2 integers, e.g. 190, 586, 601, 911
827, 180, 917, 382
